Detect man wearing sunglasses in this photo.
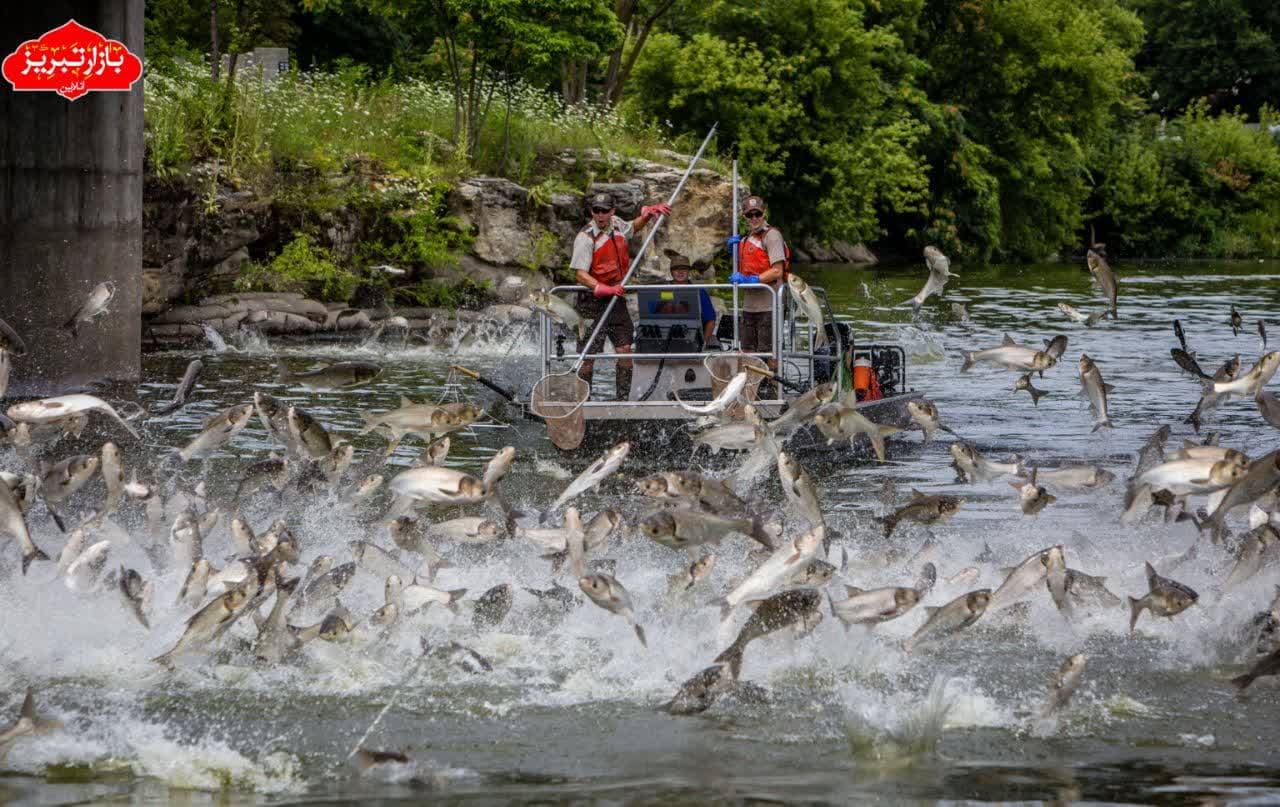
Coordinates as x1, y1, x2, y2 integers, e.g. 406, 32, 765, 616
726, 195, 788, 395
570, 192, 672, 400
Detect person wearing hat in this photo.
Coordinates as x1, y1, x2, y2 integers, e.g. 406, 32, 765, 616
725, 195, 788, 392
570, 192, 671, 399
667, 253, 718, 348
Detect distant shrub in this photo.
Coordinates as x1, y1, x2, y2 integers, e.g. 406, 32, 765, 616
236, 234, 361, 302
1093, 103, 1280, 257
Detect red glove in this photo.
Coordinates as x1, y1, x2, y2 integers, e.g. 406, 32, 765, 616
593, 283, 624, 298
641, 204, 671, 220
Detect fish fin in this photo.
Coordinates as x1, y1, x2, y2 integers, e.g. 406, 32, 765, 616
869, 432, 887, 463
743, 598, 765, 612
748, 517, 775, 551
1001, 333, 1016, 346
276, 364, 291, 383
399, 396, 416, 407
1232, 672, 1257, 690
21, 546, 49, 575
845, 585, 865, 596
713, 642, 745, 680
1030, 388, 1047, 406
634, 623, 647, 648
1103, 383, 1117, 394
357, 411, 381, 436
19, 689, 34, 720
910, 488, 925, 500
1127, 596, 1144, 634
924, 606, 940, 616
48, 507, 67, 533
960, 351, 977, 373
1008, 480, 1024, 491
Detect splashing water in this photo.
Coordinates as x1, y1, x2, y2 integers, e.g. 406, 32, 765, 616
3, 261, 1280, 802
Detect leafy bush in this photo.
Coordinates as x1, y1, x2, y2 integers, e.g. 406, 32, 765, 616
1092, 104, 1280, 256
236, 234, 361, 301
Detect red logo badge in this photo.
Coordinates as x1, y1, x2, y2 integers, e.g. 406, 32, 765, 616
2, 19, 142, 101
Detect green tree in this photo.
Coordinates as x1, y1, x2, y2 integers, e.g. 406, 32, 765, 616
626, 0, 932, 245
1128, 0, 1280, 118
302, 0, 621, 159
913, 0, 1144, 260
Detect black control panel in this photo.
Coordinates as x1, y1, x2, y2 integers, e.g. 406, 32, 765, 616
635, 288, 704, 353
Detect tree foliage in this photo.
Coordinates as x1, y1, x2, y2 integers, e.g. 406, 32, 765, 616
145, 0, 1280, 259
1129, 0, 1280, 118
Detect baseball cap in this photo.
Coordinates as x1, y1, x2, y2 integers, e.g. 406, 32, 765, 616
743, 195, 765, 214
589, 192, 614, 210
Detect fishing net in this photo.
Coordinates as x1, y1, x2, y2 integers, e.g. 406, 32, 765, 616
704, 352, 766, 420
530, 371, 590, 450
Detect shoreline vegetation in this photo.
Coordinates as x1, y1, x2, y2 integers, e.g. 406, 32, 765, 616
142, 0, 1280, 311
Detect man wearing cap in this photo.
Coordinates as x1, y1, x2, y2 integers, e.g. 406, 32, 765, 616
667, 253, 718, 348
570, 192, 671, 400
726, 195, 787, 392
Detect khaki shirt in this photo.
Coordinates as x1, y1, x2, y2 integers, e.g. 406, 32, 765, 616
742, 224, 786, 313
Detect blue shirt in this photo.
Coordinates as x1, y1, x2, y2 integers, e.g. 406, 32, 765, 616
697, 288, 715, 325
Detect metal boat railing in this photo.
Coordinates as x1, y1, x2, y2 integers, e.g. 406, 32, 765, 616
542, 283, 784, 376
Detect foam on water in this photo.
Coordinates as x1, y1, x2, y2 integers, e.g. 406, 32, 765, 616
3, 261, 1280, 799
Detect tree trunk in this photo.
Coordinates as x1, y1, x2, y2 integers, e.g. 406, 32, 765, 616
601, 0, 637, 104
611, 0, 674, 103
226, 0, 247, 82
210, 0, 221, 80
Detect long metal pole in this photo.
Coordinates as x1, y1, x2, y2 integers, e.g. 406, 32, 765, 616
731, 159, 739, 275
571, 124, 718, 374
730, 159, 740, 350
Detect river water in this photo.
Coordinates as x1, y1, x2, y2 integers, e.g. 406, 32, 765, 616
2, 260, 1279, 804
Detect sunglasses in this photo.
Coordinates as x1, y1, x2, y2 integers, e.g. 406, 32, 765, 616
745, 210, 764, 218
591, 207, 612, 214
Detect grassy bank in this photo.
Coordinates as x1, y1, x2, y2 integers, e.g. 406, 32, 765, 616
144, 61, 693, 306
144, 60, 678, 189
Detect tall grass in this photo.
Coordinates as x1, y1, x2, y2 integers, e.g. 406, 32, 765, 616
143, 60, 674, 187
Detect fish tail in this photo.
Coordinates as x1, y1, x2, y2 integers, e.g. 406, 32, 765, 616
1030, 388, 1048, 406
1231, 671, 1257, 691
748, 516, 775, 550
446, 588, 467, 615
61, 315, 79, 337
875, 515, 897, 539
713, 597, 733, 623
21, 546, 49, 575
1092, 419, 1114, 432
713, 640, 745, 680
276, 363, 292, 383
961, 351, 977, 373
357, 411, 382, 436
869, 431, 887, 463
633, 623, 648, 648
1127, 597, 1144, 634
541, 551, 567, 575
48, 507, 67, 533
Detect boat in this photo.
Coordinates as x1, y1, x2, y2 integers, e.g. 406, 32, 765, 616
506, 280, 923, 452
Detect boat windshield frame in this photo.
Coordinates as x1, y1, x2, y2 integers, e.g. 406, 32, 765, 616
540, 282, 844, 393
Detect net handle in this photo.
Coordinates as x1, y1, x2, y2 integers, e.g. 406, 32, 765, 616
571, 123, 718, 375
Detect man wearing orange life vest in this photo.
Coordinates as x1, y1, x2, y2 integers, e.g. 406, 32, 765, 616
726, 195, 787, 395
570, 192, 671, 400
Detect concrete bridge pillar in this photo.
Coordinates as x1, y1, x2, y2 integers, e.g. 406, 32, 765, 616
0, 0, 143, 397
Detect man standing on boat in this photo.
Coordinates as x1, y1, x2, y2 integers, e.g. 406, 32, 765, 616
727, 195, 788, 396
571, 192, 671, 400
667, 253, 718, 348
